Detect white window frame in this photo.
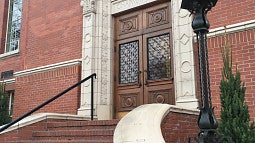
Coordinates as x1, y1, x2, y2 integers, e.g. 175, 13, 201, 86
2, 0, 23, 58
8, 91, 14, 117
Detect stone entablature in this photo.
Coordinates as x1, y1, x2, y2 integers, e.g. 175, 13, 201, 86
111, 0, 157, 14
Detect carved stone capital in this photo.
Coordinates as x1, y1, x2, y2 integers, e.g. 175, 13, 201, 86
80, 0, 96, 14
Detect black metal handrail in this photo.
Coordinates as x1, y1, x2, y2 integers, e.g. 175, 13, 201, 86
0, 73, 96, 133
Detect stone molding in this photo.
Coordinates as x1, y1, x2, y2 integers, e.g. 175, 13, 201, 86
80, 0, 96, 14
0, 49, 19, 59
0, 78, 15, 84
79, 0, 113, 120
171, 0, 198, 108
14, 59, 82, 77
111, 0, 157, 14
208, 20, 255, 37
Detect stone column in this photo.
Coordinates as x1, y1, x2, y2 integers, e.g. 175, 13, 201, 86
79, 0, 113, 119
78, 0, 97, 118
94, 0, 113, 120
171, 0, 198, 108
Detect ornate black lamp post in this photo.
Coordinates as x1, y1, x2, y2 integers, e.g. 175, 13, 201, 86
181, 0, 218, 142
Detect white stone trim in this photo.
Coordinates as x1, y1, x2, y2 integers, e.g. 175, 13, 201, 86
0, 78, 15, 84
113, 104, 199, 143
80, 0, 96, 14
79, 0, 99, 119
114, 104, 170, 143
168, 104, 199, 115
0, 49, 19, 59
0, 113, 90, 134
208, 20, 255, 37
14, 59, 82, 77
79, 0, 114, 120
171, 0, 198, 108
111, 0, 157, 14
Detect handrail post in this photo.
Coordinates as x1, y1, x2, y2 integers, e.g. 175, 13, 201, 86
91, 75, 94, 120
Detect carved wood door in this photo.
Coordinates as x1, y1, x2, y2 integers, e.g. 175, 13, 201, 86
114, 2, 174, 118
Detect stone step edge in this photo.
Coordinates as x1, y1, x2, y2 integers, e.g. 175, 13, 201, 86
0, 113, 91, 134
33, 129, 114, 137
46, 120, 119, 128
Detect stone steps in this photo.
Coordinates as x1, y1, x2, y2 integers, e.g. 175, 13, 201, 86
31, 120, 118, 142
0, 119, 119, 143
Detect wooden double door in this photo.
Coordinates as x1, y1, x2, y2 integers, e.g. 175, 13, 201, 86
114, 2, 175, 118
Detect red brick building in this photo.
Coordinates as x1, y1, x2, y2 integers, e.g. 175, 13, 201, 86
0, 0, 254, 124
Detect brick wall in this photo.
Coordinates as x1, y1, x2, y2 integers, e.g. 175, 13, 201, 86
0, 0, 83, 74
13, 65, 81, 119
21, 0, 83, 69
208, 0, 255, 29
208, 29, 255, 120
0, 0, 83, 120
161, 112, 199, 143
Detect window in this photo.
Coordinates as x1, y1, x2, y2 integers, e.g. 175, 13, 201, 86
7, 91, 14, 117
5, 0, 23, 53
1, 70, 14, 79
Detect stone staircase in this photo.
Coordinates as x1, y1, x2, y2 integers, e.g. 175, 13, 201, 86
0, 105, 199, 143
0, 118, 119, 143
32, 120, 118, 143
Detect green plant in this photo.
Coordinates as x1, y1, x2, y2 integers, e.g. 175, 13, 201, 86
247, 123, 255, 142
0, 82, 11, 126
218, 33, 255, 143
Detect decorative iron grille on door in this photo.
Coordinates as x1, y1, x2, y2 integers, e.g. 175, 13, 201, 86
119, 41, 139, 84
147, 33, 171, 80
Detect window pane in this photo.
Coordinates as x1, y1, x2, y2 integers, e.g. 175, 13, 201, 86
5, 0, 23, 52
119, 41, 139, 84
147, 33, 171, 80
8, 91, 14, 117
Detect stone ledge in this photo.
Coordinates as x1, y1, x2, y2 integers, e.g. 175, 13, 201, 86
0, 113, 90, 134
0, 78, 15, 84
0, 50, 19, 59
208, 20, 255, 37
14, 59, 82, 77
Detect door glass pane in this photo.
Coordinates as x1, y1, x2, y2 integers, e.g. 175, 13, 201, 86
147, 33, 171, 80
119, 41, 139, 84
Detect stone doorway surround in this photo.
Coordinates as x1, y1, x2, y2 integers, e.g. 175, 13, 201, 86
79, 0, 198, 120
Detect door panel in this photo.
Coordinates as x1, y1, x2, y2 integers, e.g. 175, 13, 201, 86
115, 11, 143, 40
142, 2, 172, 34
115, 36, 144, 113
144, 31, 172, 81
143, 29, 174, 104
